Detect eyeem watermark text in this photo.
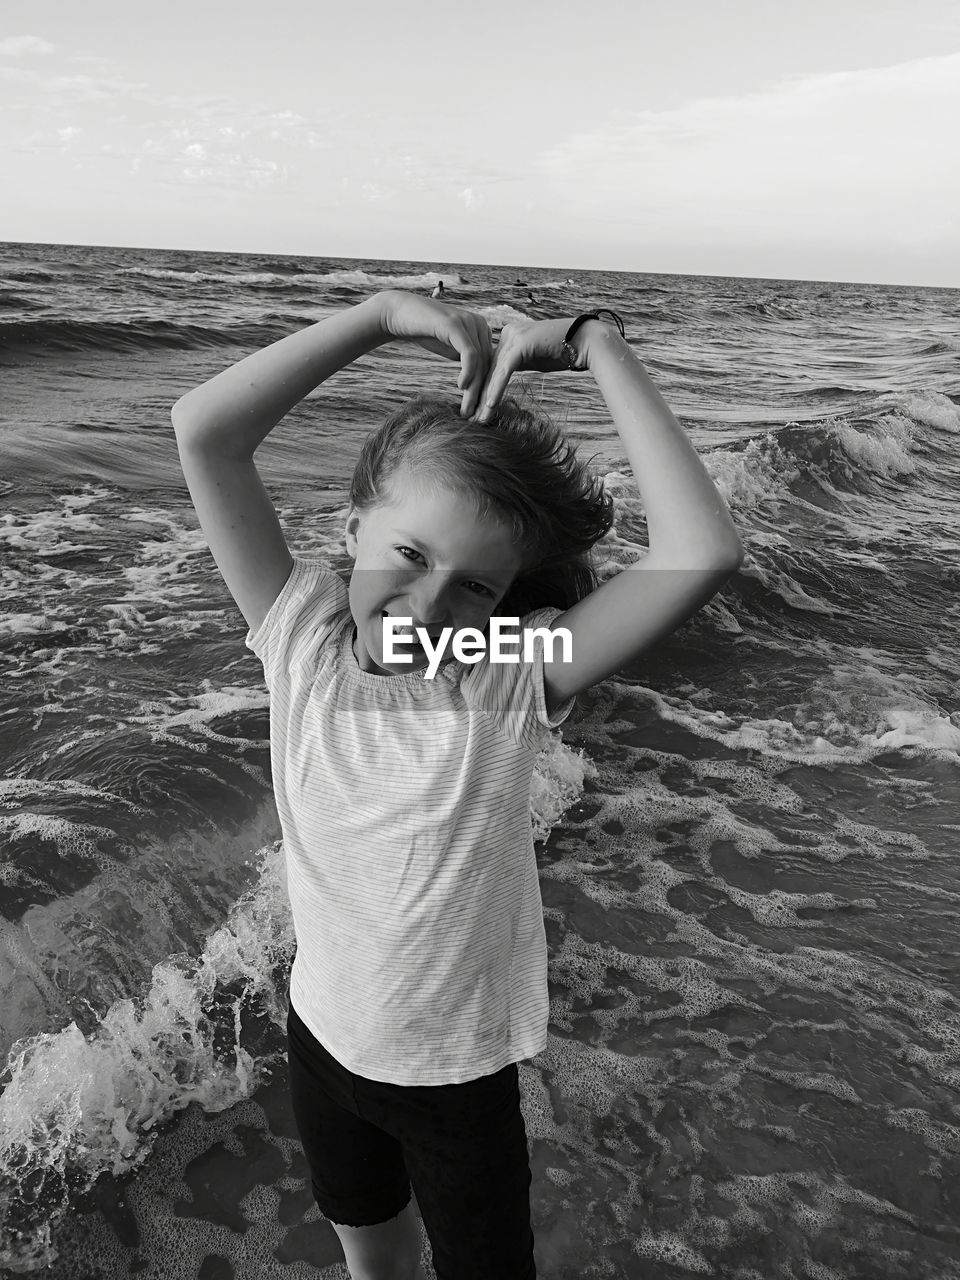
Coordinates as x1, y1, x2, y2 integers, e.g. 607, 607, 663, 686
382, 616, 572, 680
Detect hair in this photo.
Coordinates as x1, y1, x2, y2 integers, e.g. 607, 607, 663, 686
348, 393, 615, 618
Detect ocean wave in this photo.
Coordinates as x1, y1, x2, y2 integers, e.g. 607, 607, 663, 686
310, 268, 467, 289
1, 269, 57, 284
119, 265, 468, 290
0, 839, 293, 1273
0, 316, 284, 357
918, 339, 960, 355
747, 297, 807, 321
725, 414, 924, 508
634, 662, 960, 767
700, 297, 805, 326
119, 266, 298, 287
0, 726, 588, 1272
876, 389, 960, 435
0, 291, 44, 312
0, 615, 96, 651
475, 302, 536, 328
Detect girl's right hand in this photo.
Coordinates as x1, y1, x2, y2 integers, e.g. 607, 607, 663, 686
376, 289, 495, 419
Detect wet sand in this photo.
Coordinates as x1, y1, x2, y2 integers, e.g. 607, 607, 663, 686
44, 1057, 438, 1279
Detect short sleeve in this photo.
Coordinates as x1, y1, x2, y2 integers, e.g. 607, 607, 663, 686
245, 556, 347, 689
460, 606, 576, 749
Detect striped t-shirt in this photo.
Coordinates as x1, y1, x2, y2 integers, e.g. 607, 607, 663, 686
245, 556, 576, 1086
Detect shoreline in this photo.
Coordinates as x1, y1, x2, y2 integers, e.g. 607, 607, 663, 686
41, 1056, 378, 1279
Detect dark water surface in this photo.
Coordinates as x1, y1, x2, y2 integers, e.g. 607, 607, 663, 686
1, 242, 959, 1277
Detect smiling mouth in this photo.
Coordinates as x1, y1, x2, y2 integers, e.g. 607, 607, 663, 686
380, 613, 442, 644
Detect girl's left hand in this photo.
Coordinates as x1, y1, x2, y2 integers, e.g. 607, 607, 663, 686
473, 318, 579, 423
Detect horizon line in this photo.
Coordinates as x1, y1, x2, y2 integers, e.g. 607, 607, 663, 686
0, 236, 956, 294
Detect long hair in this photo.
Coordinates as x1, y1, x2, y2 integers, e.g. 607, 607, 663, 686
349, 393, 615, 618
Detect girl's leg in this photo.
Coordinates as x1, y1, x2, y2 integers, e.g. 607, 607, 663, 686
355, 1062, 536, 1280
329, 1196, 424, 1280
287, 1005, 422, 1279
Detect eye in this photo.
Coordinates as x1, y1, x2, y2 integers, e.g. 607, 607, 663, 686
396, 548, 493, 598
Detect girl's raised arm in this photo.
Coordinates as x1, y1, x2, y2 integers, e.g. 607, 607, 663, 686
172, 297, 386, 634
172, 292, 493, 635
474, 314, 745, 713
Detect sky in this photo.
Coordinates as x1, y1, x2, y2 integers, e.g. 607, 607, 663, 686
1, 0, 959, 286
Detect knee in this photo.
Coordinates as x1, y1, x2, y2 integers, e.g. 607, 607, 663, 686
343, 1254, 419, 1280
346, 1254, 422, 1280
333, 1198, 423, 1280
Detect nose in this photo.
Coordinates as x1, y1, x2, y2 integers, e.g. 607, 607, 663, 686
406, 574, 453, 630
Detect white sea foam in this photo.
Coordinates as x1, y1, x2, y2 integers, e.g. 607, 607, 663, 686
0, 613, 64, 636
475, 302, 535, 328
119, 266, 469, 291
0, 839, 292, 1272
836, 416, 919, 478
4, 249, 960, 1276
878, 388, 960, 435
617, 670, 960, 767
0, 724, 589, 1272
704, 436, 799, 512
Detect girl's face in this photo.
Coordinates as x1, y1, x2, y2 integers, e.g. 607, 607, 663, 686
344, 470, 525, 676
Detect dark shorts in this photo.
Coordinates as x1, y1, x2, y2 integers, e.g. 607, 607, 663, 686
286, 1002, 536, 1280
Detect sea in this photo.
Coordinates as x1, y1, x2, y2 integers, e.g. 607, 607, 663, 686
0, 241, 959, 1280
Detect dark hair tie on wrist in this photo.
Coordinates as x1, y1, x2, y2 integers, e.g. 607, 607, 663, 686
562, 309, 626, 368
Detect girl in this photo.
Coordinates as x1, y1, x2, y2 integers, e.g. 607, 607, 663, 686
172, 289, 744, 1280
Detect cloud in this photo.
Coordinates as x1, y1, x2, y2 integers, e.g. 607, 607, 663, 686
538, 52, 960, 247
174, 152, 285, 190
350, 143, 520, 196
42, 73, 149, 99
136, 106, 327, 190
0, 63, 340, 191
0, 65, 38, 82
1, 68, 150, 100
0, 35, 54, 57
0, 48, 515, 205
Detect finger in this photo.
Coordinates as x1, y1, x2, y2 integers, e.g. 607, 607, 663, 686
458, 317, 494, 418
475, 344, 519, 424
474, 321, 536, 419
443, 317, 481, 407
455, 343, 485, 417
468, 318, 495, 417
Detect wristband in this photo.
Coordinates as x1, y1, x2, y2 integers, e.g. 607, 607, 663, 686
561, 309, 626, 369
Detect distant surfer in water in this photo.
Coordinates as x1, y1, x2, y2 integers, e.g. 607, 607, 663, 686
431, 281, 444, 299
